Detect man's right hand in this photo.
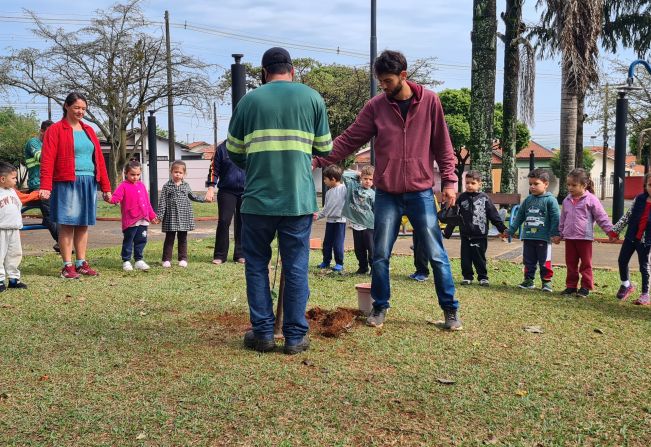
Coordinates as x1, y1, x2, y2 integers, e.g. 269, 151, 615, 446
311, 159, 318, 171
39, 189, 50, 200
205, 187, 215, 203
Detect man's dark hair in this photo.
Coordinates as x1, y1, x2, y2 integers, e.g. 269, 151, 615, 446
528, 168, 550, 183
373, 50, 408, 76
465, 170, 483, 182
40, 120, 54, 131
323, 164, 343, 182
0, 161, 17, 177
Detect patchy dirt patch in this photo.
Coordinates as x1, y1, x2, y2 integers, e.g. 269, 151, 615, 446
191, 311, 251, 343
306, 306, 364, 338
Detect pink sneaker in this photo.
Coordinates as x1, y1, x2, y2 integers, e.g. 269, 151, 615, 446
76, 261, 98, 276
634, 293, 651, 306
61, 264, 80, 279
616, 284, 635, 301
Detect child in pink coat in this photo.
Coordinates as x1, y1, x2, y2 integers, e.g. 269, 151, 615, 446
554, 168, 613, 297
110, 159, 159, 271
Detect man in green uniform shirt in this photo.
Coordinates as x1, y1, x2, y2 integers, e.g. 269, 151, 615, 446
227, 47, 332, 355
24, 119, 59, 250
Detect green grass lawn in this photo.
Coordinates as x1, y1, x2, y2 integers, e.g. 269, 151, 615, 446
1, 240, 650, 446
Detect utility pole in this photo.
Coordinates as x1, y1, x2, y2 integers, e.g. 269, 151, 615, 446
213, 102, 218, 149
601, 83, 609, 200
47, 97, 52, 120
164, 10, 175, 165
369, 0, 377, 166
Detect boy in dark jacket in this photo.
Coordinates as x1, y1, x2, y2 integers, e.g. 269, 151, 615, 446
448, 170, 507, 286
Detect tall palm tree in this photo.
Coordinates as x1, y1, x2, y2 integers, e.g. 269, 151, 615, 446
469, 0, 498, 192
535, 0, 603, 200
500, 0, 535, 193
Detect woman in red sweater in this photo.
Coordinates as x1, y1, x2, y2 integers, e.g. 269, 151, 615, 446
39, 92, 112, 279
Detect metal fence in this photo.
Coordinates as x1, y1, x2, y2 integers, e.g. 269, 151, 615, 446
591, 176, 614, 198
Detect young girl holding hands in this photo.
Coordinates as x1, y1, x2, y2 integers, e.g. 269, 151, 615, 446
554, 169, 613, 297
608, 172, 651, 305
110, 159, 159, 271
157, 160, 204, 268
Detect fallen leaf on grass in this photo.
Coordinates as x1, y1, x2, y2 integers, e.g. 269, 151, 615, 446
484, 435, 499, 445
515, 389, 528, 397
0, 303, 13, 309
136, 432, 146, 440
301, 359, 314, 367
38, 374, 49, 382
0, 392, 9, 400
139, 311, 148, 316
523, 325, 544, 334
594, 328, 604, 334
65, 294, 72, 298
77, 297, 86, 302
437, 377, 456, 385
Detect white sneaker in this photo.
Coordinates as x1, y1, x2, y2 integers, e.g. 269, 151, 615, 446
122, 261, 133, 271
162, 261, 171, 268
178, 260, 188, 268
134, 260, 150, 271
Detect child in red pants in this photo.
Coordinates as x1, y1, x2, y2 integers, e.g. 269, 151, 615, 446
554, 168, 613, 297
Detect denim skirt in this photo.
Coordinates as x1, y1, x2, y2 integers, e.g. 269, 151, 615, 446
51, 175, 98, 226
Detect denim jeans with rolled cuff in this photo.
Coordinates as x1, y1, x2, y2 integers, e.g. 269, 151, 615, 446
371, 188, 458, 312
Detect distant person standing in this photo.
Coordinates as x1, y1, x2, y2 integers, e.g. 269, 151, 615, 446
24, 119, 59, 251
227, 47, 333, 354
205, 141, 246, 265
39, 92, 112, 279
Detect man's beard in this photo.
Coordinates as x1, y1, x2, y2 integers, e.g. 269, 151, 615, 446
386, 80, 403, 99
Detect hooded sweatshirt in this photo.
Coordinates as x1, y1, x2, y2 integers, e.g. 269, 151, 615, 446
508, 192, 560, 242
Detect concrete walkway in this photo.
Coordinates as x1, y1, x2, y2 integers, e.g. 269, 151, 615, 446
20, 215, 630, 270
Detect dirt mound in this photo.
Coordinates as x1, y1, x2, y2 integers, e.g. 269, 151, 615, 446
306, 306, 364, 338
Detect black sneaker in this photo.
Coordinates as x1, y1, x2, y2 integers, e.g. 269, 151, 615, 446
355, 268, 369, 275
53, 243, 60, 253
479, 279, 489, 287
366, 307, 387, 328
576, 287, 590, 298
443, 309, 463, 330
8, 279, 27, 289
561, 287, 578, 296
243, 330, 276, 353
283, 335, 310, 355
0, 282, 5, 293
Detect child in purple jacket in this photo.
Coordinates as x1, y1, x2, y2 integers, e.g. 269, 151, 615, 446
554, 169, 612, 297
110, 159, 159, 271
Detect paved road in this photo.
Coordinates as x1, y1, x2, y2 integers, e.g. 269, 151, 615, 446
20, 215, 629, 270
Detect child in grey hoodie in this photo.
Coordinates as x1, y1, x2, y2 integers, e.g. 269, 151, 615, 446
314, 164, 347, 272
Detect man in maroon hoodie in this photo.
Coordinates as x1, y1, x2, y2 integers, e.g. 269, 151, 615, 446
313, 50, 461, 330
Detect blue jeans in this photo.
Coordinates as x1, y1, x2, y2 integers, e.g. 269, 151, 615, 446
121, 225, 148, 261
322, 222, 346, 266
241, 213, 312, 344
372, 189, 458, 311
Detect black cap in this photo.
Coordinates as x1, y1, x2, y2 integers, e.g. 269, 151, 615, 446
261, 47, 292, 68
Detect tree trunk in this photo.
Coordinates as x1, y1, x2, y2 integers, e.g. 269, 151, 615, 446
575, 90, 586, 169
500, 0, 523, 194
470, 0, 497, 192
558, 65, 578, 200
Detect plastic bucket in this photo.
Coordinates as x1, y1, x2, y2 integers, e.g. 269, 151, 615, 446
355, 283, 373, 316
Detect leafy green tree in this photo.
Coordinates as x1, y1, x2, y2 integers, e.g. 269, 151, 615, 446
550, 148, 595, 178
0, 108, 39, 186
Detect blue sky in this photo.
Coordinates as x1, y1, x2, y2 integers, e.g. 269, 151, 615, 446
0, 0, 637, 149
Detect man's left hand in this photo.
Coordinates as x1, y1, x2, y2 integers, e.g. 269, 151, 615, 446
442, 187, 456, 207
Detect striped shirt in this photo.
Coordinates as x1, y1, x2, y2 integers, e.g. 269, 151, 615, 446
227, 80, 332, 216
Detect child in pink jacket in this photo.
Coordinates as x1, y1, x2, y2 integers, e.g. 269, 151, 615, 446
553, 168, 613, 297
110, 159, 159, 271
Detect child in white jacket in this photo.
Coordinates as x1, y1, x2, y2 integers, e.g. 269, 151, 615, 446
0, 162, 27, 291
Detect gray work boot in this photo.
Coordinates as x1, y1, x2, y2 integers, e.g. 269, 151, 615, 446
366, 307, 387, 328
443, 309, 463, 331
